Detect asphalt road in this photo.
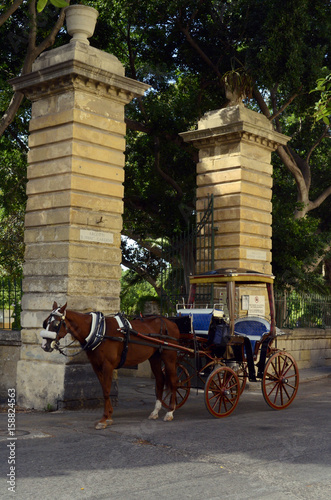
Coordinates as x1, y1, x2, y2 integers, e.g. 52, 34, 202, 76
0, 374, 330, 500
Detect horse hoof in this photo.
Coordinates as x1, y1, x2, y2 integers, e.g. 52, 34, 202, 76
95, 419, 113, 430
164, 414, 174, 422
148, 413, 159, 420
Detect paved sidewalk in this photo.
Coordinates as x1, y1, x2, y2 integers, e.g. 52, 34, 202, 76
297, 365, 331, 382
116, 365, 331, 400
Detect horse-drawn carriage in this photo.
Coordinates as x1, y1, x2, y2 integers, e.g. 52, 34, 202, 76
40, 268, 299, 428
163, 268, 299, 417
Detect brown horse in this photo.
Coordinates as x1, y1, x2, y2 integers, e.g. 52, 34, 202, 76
40, 302, 180, 429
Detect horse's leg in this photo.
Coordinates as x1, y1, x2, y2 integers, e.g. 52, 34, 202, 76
148, 353, 165, 420
91, 360, 115, 430
161, 352, 178, 422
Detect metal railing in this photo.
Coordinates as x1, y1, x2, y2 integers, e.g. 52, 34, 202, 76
0, 278, 22, 330
160, 195, 215, 315
1, 276, 330, 330
275, 290, 331, 329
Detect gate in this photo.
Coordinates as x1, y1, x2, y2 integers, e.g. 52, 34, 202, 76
160, 195, 215, 314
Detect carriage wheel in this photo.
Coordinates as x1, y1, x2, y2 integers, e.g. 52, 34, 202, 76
162, 363, 191, 410
262, 351, 299, 410
204, 366, 240, 418
236, 363, 248, 395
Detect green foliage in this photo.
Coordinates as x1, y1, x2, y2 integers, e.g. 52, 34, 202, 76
272, 154, 330, 294
1, 0, 330, 298
37, 0, 69, 13
311, 71, 331, 125
277, 290, 331, 328
0, 136, 27, 277
120, 269, 159, 316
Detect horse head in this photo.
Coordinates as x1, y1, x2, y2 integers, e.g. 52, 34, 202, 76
40, 302, 68, 352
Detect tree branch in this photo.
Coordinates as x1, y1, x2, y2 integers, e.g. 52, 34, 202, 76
0, 92, 25, 137
269, 88, 302, 122
126, 22, 149, 123
125, 118, 152, 134
308, 185, 331, 212
276, 145, 303, 181
252, 86, 271, 118
121, 257, 161, 296
0, 0, 24, 27
177, 21, 222, 79
7, 126, 29, 152
154, 137, 183, 199
0, 2, 67, 137
123, 233, 163, 260
35, 6, 68, 57
304, 243, 331, 273
306, 125, 329, 164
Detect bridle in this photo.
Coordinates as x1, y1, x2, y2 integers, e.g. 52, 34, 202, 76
40, 307, 78, 355
40, 307, 106, 357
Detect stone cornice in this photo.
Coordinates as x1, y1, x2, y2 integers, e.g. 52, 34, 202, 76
10, 59, 149, 103
180, 120, 289, 150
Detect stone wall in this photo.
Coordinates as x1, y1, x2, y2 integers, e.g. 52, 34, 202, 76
274, 328, 331, 369
119, 328, 331, 378
0, 331, 21, 404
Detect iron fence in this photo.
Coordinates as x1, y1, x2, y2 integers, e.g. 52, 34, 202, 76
160, 195, 215, 315
275, 290, 331, 329
1, 275, 330, 330
0, 278, 22, 330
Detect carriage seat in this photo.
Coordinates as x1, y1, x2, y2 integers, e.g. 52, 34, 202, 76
234, 317, 270, 353
177, 308, 214, 338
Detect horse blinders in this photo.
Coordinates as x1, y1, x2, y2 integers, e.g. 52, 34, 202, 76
40, 309, 67, 352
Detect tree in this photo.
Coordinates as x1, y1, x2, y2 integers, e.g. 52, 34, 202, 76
103, 0, 330, 292
0, 0, 71, 276
120, 268, 159, 316
1, 0, 330, 293
0, 0, 69, 137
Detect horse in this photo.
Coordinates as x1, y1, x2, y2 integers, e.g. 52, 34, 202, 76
40, 302, 180, 429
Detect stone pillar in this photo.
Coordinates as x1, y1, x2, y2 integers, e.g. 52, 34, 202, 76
180, 104, 289, 274
11, 34, 148, 409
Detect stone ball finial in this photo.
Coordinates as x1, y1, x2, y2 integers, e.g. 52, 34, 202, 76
65, 5, 99, 45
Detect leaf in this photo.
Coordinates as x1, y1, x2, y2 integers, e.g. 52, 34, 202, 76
50, 0, 70, 8
36, 0, 48, 13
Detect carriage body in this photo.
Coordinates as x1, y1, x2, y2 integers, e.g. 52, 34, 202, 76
167, 268, 299, 416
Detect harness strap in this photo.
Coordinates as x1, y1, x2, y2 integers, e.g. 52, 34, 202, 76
114, 313, 131, 369
114, 313, 132, 330
84, 312, 106, 351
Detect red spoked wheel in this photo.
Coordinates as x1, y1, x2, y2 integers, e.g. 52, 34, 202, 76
236, 362, 248, 395
204, 366, 240, 418
162, 363, 191, 410
262, 351, 299, 410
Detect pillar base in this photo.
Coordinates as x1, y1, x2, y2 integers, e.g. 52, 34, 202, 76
16, 359, 118, 410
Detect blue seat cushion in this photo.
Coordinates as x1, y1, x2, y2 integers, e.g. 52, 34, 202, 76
234, 317, 270, 351
177, 309, 213, 337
